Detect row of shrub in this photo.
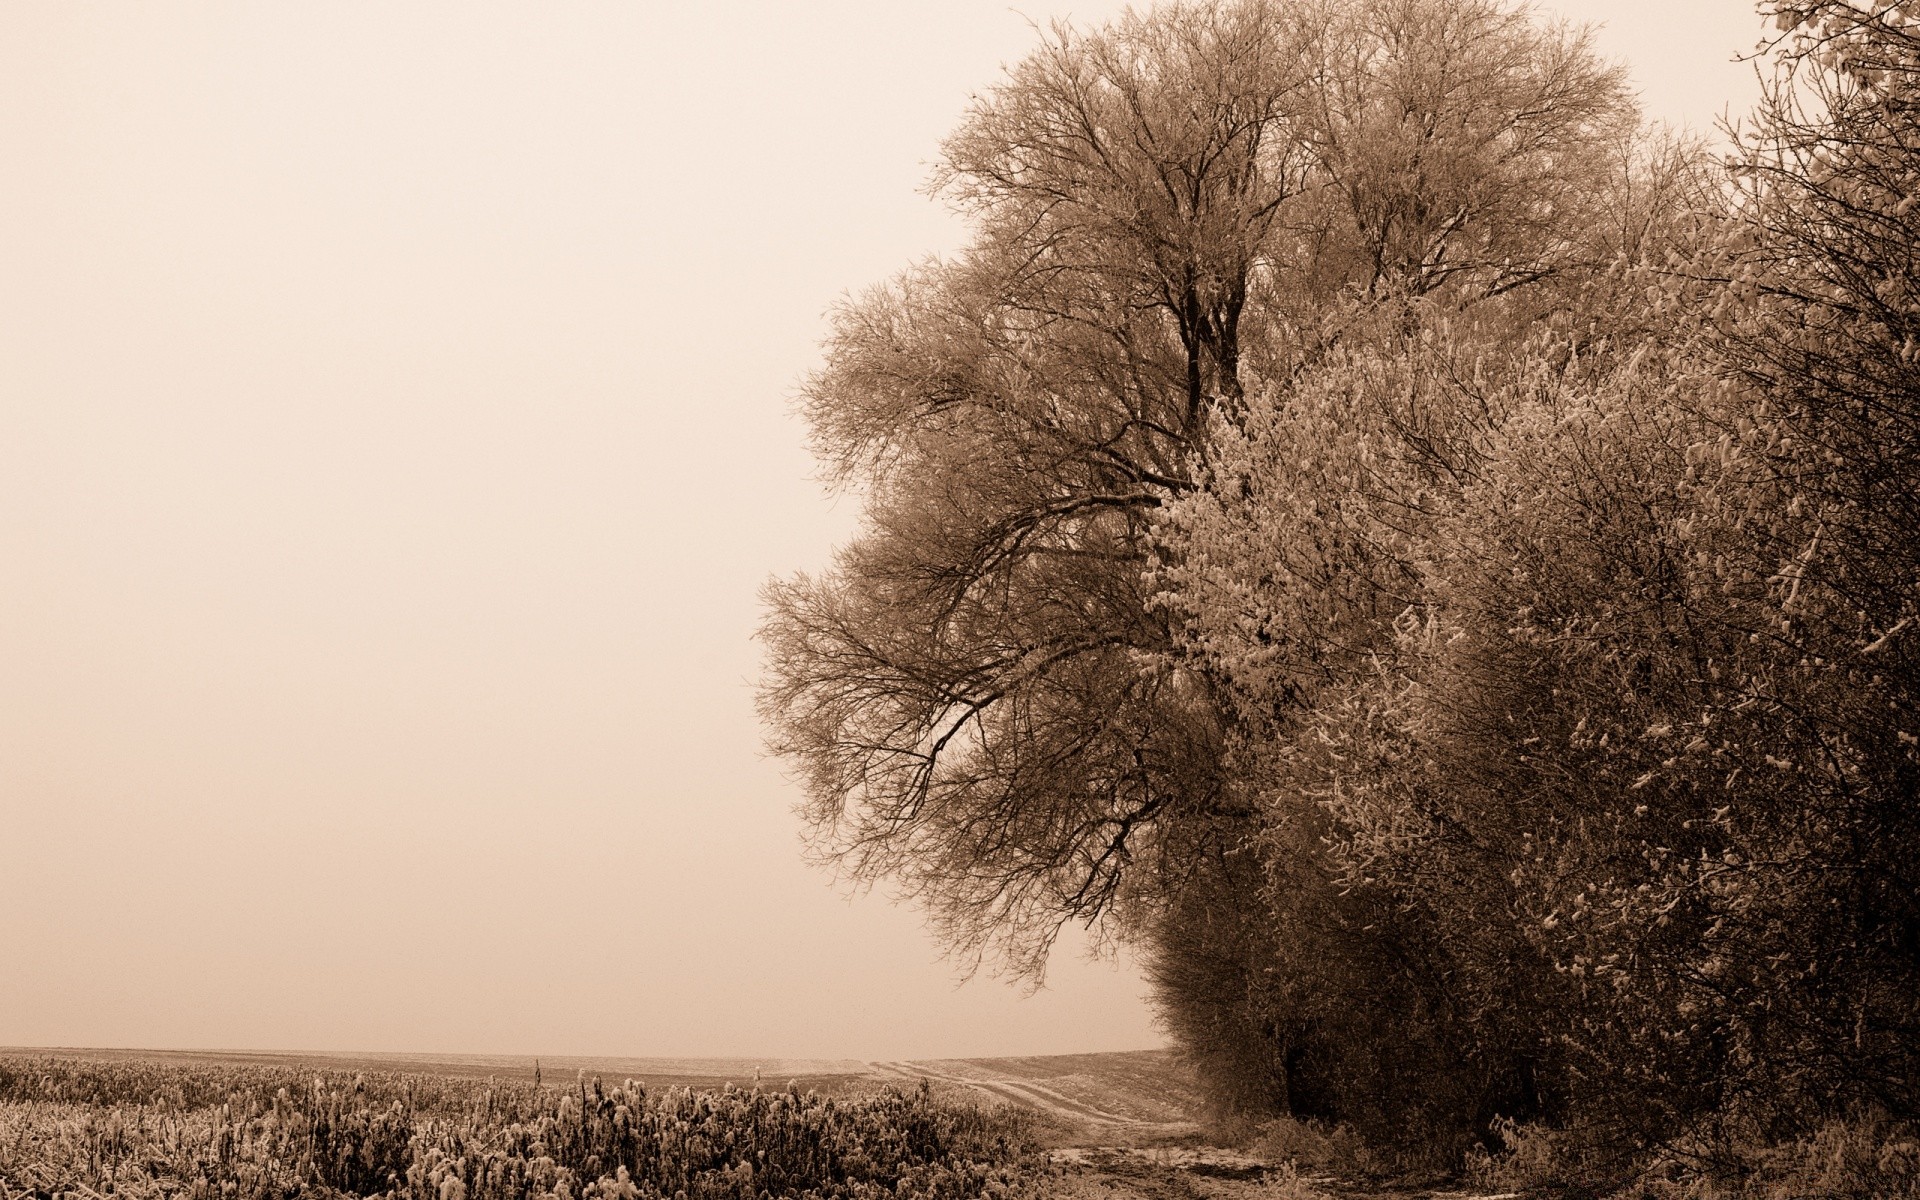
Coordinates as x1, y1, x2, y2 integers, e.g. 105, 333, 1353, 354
1145, 2, 1920, 1192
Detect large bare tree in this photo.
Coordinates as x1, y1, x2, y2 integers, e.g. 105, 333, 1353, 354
760, 0, 1633, 984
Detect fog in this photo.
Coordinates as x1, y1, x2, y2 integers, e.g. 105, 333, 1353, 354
0, 1, 1760, 1060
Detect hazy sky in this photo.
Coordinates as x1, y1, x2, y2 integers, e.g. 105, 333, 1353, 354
0, 2, 1766, 1061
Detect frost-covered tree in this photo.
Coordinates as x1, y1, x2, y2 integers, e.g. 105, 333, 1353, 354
761, 0, 1319, 977
761, 0, 1636, 1148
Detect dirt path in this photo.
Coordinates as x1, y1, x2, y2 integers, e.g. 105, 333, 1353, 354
1031, 1150, 1520, 1200
869, 1059, 1144, 1129
861, 1060, 1515, 1200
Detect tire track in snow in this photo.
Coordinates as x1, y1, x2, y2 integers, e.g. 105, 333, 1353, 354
868, 1060, 1138, 1126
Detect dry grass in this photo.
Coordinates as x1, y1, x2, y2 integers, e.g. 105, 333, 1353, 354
0, 1054, 1040, 1200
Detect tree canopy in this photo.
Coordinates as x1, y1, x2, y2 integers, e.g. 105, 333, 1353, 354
762, 0, 1632, 974
762, 0, 1920, 1187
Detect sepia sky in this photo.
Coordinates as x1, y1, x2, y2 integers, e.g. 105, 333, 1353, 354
0, 2, 1765, 1061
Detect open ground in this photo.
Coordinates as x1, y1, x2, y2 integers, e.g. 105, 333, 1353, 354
0, 1047, 1517, 1199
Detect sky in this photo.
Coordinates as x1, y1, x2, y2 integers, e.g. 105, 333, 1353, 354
0, 2, 1767, 1061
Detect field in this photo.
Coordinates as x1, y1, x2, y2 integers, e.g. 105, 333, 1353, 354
0, 1052, 1039, 1200
1, 1049, 1202, 1146
0, 1049, 1510, 1199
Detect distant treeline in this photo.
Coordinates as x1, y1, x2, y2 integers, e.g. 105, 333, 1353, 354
760, 0, 1920, 1192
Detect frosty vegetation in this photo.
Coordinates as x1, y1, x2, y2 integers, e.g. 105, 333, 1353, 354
760, 0, 1920, 1192
0, 1057, 1040, 1200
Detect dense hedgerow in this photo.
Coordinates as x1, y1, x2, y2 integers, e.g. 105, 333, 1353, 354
1152, 0, 1920, 1186
0, 1057, 1040, 1200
